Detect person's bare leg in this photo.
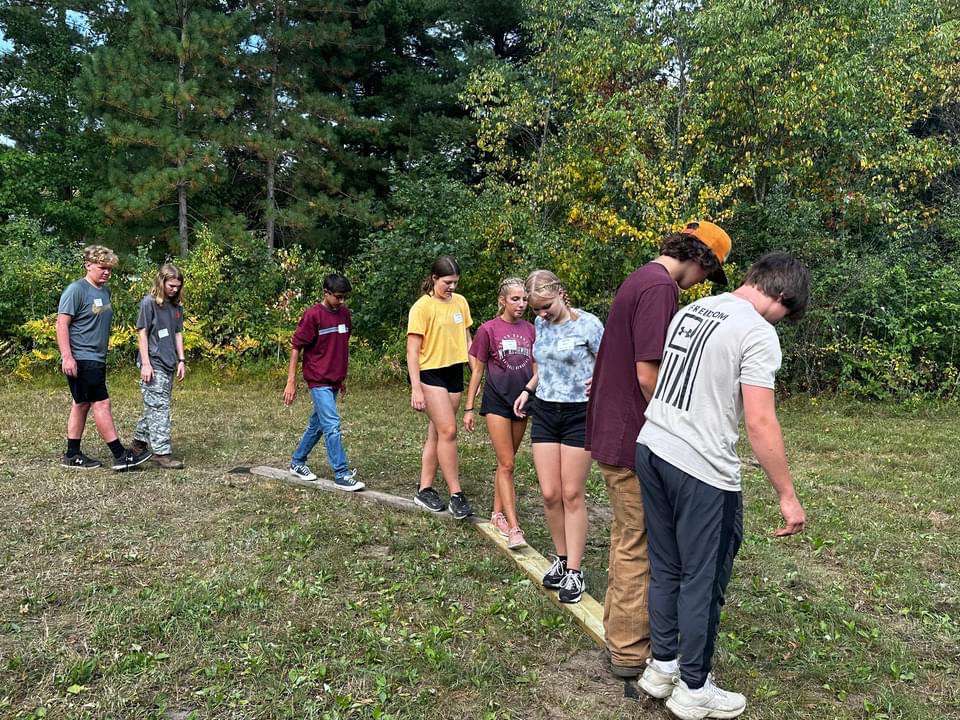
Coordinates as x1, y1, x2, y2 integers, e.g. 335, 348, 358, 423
422, 385, 462, 494
533, 442, 565, 555
559, 444, 592, 570
91, 399, 120, 443
419, 420, 439, 489
67, 402, 90, 440
487, 414, 521, 527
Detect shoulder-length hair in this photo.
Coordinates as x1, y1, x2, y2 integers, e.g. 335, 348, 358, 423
150, 263, 185, 306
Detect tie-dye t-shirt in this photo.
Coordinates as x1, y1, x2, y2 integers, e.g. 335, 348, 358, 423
533, 310, 604, 402
469, 317, 536, 409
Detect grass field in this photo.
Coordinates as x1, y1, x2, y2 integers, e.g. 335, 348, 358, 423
1, 367, 959, 719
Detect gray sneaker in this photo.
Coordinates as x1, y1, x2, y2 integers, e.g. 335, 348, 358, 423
414, 485, 445, 512
447, 492, 473, 520
638, 658, 679, 698
666, 677, 746, 720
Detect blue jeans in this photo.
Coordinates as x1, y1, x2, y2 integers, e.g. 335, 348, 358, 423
291, 386, 349, 478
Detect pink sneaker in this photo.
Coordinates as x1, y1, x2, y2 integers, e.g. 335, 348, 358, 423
507, 526, 527, 550
490, 512, 509, 537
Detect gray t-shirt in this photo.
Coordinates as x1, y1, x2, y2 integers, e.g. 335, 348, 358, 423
57, 279, 113, 363
136, 295, 184, 373
533, 310, 604, 402
638, 293, 782, 492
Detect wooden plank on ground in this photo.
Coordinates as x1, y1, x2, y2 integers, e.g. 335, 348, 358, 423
249, 465, 606, 647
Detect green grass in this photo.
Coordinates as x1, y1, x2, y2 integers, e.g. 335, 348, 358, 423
0, 368, 958, 719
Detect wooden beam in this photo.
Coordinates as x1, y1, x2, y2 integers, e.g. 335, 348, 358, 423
249, 466, 606, 646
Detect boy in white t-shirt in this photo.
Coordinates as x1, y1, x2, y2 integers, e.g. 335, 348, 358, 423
635, 252, 810, 720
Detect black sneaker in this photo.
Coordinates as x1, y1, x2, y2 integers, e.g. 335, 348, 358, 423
111, 448, 153, 472
542, 555, 567, 589
448, 492, 473, 520
558, 570, 585, 604
61, 452, 102, 470
414, 485, 445, 512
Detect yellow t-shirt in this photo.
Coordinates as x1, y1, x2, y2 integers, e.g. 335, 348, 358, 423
407, 293, 473, 370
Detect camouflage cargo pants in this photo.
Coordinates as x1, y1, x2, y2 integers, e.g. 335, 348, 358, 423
134, 367, 174, 455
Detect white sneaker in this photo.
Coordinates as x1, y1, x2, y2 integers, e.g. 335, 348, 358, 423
638, 658, 679, 699
666, 677, 746, 720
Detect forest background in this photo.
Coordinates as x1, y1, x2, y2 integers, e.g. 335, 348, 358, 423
2, 0, 959, 399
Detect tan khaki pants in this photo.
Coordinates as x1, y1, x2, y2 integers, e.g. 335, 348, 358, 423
599, 462, 651, 667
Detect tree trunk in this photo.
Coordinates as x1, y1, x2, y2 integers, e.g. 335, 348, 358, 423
177, 2, 189, 255
178, 176, 189, 255
265, 156, 276, 252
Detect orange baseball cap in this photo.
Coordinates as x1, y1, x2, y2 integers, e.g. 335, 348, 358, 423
680, 220, 731, 285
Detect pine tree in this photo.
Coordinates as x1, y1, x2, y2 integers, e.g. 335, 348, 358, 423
80, 0, 246, 254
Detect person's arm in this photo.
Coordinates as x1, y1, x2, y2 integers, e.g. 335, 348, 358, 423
464, 354, 484, 431
636, 360, 660, 401
175, 332, 186, 380
407, 334, 426, 411
742, 384, 805, 537
137, 328, 153, 383
513, 363, 538, 418
283, 346, 300, 405
56, 313, 77, 377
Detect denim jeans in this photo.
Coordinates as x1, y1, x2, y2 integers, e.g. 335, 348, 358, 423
291, 386, 349, 478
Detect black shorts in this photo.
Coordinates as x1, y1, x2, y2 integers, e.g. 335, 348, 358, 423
420, 363, 465, 393
530, 399, 588, 448
66, 360, 109, 403
480, 388, 525, 421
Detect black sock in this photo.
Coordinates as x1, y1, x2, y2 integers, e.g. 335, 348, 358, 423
558, 555, 568, 563
107, 439, 125, 459
451, 491, 464, 498
66, 438, 81, 457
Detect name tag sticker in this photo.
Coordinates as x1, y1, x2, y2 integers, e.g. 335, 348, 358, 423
453, 312, 464, 324
158, 328, 170, 339
93, 298, 103, 308
338, 324, 348, 334
501, 338, 517, 351
557, 337, 577, 351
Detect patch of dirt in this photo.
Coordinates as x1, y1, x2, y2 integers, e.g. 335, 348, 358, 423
929, 510, 951, 528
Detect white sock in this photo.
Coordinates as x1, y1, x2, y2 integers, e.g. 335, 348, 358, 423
651, 658, 678, 673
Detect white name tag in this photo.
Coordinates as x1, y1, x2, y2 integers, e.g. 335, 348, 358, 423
453, 312, 464, 324
501, 338, 517, 351
337, 324, 348, 334
93, 298, 103, 308
158, 328, 170, 339
557, 337, 577, 351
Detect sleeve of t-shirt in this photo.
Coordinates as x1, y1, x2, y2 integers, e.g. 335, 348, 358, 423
739, 323, 782, 388
175, 305, 184, 333
461, 296, 473, 328
135, 297, 153, 331
633, 283, 678, 362
57, 283, 82, 317
587, 314, 604, 355
407, 299, 428, 336
344, 308, 352, 335
291, 309, 317, 349
469, 323, 491, 360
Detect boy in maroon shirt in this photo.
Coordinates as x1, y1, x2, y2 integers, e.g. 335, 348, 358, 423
584, 222, 731, 677
283, 274, 363, 490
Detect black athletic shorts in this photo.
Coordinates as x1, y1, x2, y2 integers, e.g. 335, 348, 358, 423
419, 363, 465, 393
66, 360, 109, 403
480, 387, 525, 421
530, 399, 588, 448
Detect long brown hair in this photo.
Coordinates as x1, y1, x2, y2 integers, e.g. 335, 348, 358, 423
421, 255, 461, 295
150, 263, 185, 306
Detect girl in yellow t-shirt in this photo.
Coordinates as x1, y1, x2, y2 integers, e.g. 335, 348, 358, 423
406, 256, 474, 519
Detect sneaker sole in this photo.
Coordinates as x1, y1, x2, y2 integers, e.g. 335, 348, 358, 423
543, 580, 564, 590
638, 676, 675, 698
112, 453, 153, 471
414, 496, 445, 513
507, 539, 527, 550
559, 594, 583, 604
449, 510, 472, 521
665, 697, 745, 720
61, 462, 102, 470
335, 482, 365, 492
290, 471, 318, 481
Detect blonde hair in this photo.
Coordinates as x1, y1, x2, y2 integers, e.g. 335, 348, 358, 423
150, 263, 185, 306
525, 269, 576, 319
497, 276, 525, 309
83, 245, 119, 268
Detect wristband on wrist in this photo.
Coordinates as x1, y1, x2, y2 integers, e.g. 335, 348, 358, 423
522, 386, 535, 394
464, 407, 474, 412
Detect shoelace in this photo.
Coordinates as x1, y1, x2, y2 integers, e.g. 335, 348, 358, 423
561, 572, 583, 592
546, 556, 564, 577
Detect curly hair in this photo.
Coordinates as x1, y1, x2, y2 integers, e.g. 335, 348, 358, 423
743, 252, 810, 320
659, 233, 722, 276
82, 245, 119, 268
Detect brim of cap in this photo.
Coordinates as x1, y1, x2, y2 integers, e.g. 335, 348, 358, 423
708, 265, 728, 286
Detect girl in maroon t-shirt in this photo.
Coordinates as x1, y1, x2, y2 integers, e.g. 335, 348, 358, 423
464, 278, 535, 550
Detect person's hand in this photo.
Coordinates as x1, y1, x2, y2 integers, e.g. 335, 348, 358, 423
140, 362, 154, 384
464, 410, 475, 432
411, 387, 426, 412
513, 390, 529, 418
176, 360, 186, 381
585, 377, 593, 396
283, 381, 297, 406
62, 356, 77, 378
774, 493, 806, 537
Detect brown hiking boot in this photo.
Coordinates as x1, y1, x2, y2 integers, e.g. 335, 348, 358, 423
152, 454, 184, 469
130, 439, 149, 455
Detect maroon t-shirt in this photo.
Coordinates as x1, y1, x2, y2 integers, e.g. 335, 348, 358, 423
292, 303, 351, 389
469, 317, 536, 410
585, 262, 679, 469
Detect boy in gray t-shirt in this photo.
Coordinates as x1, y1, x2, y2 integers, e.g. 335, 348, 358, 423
635, 253, 810, 720
56, 245, 153, 471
